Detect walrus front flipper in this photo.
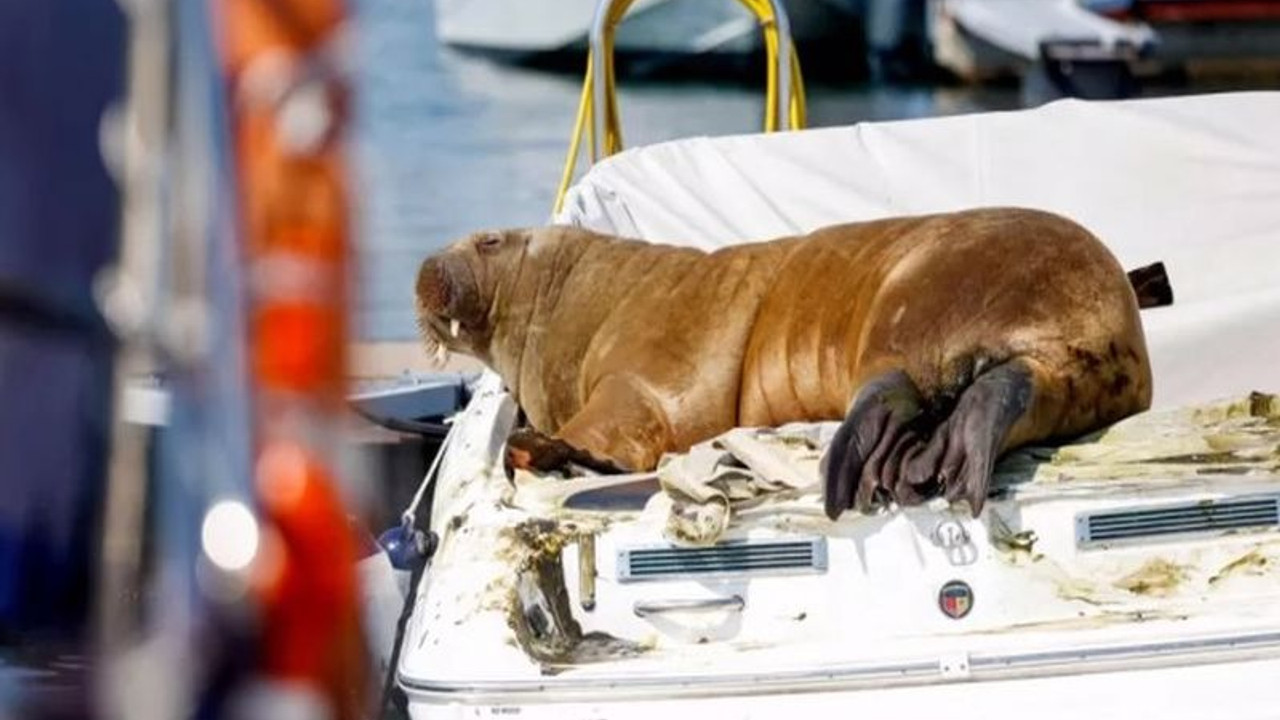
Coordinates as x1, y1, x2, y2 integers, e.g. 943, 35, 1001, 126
822, 370, 925, 520
505, 427, 626, 479
553, 374, 676, 475
1127, 261, 1174, 309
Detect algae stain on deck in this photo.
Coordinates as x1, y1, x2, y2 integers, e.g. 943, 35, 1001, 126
994, 391, 1280, 486
1115, 558, 1190, 597
499, 518, 652, 674
1209, 547, 1273, 586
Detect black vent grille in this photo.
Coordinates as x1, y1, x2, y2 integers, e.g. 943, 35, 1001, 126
617, 538, 827, 582
1079, 495, 1280, 547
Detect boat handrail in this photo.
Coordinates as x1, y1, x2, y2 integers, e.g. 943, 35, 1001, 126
553, 0, 808, 214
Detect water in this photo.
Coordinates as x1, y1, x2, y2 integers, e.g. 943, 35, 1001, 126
351, 0, 1026, 341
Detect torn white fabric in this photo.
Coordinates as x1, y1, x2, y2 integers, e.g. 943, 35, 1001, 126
657, 425, 832, 546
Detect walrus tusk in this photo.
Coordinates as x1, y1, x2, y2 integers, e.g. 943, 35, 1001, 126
435, 344, 449, 366
450, 319, 460, 338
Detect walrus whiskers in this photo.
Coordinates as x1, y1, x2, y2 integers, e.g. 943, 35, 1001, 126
415, 306, 451, 368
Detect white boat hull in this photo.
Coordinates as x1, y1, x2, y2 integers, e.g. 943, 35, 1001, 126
406, 655, 1280, 719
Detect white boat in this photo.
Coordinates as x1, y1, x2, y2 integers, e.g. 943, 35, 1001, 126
929, 0, 1155, 82
929, 0, 1280, 98
396, 91, 1280, 718
433, 0, 863, 72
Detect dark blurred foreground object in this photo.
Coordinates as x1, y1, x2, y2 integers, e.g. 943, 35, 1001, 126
0, 0, 125, 715
0, 0, 124, 653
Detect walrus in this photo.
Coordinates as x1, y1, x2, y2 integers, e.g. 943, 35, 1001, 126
415, 207, 1159, 518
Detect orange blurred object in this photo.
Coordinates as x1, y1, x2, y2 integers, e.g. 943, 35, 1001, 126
213, 0, 368, 716
252, 441, 364, 710
255, 302, 343, 395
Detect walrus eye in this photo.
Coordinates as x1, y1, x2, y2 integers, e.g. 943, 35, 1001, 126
477, 233, 503, 253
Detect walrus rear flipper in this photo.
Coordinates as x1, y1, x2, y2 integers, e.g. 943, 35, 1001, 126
821, 370, 926, 519
1127, 261, 1173, 309
823, 362, 1035, 520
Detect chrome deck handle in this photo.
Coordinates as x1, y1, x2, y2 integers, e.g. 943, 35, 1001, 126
633, 595, 745, 617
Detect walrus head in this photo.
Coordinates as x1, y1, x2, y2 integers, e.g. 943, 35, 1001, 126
415, 229, 531, 366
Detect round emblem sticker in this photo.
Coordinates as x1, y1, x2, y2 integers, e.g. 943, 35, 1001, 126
938, 580, 974, 620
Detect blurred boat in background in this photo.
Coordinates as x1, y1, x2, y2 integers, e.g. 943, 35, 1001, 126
930, 0, 1280, 101
433, 0, 868, 78
1112, 0, 1280, 75
434, 0, 1280, 95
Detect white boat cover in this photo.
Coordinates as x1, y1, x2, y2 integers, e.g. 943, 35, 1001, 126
554, 91, 1280, 410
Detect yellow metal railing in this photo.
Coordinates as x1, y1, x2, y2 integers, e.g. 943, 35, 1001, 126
553, 0, 808, 215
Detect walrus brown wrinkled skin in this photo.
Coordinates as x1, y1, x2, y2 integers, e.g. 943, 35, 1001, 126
416, 207, 1153, 518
